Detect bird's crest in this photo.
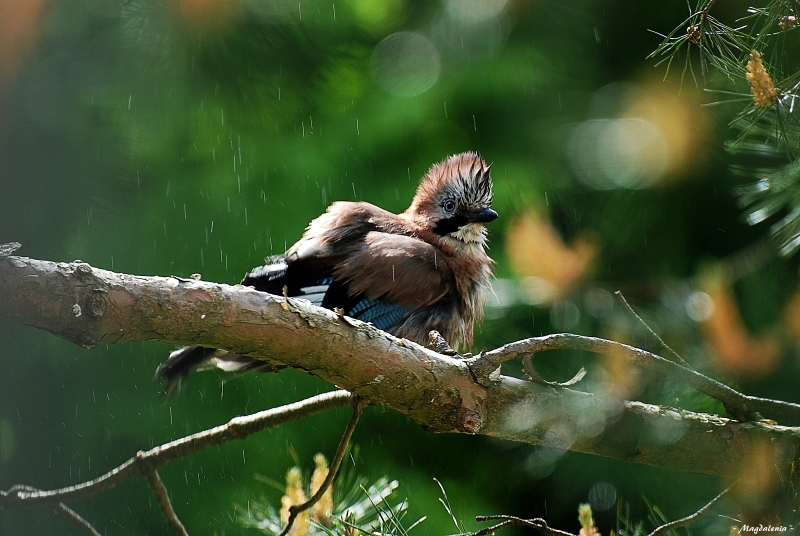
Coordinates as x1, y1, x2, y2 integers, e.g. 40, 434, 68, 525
410, 152, 493, 212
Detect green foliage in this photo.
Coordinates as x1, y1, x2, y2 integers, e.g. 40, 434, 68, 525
651, 0, 800, 257
238, 471, 415, 536
2, 0, 800, 535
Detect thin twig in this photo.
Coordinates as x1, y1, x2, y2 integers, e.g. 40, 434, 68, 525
144, 467, 189, 536
470, 515, 576, 536
466, 334, 800, 421
467, 518, 516, 536
4, 486, 103, 536
54, 503, 102, 536
1, 390, 354, 509
468, 484, 735, 536
701, 0, 717, 20
614, 291, 691, 367
279, 397, 368, 536
647, 483, 735, 536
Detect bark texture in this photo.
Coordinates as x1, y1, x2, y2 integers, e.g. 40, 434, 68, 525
1, 255, 799, 477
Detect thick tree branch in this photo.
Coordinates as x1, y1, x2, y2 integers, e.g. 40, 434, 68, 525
2, 255, 800, 478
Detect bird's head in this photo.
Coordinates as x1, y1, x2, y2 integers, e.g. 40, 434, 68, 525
405, 152, 497, 246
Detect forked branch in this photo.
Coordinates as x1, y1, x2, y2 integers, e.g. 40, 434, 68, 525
1, 390, 356, 534
1, 254, 800, 480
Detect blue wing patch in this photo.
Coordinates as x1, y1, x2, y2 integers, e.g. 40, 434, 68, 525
348, 298, 411, 331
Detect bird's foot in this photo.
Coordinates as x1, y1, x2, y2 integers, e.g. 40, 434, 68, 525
427, 331, 461, 357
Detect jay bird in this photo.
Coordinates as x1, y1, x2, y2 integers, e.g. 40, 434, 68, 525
156, 152, 497, 391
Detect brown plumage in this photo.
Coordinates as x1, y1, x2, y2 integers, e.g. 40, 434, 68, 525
156, 152, 497, 391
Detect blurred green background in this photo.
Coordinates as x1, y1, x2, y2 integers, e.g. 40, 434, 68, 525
1, 0, 798, 534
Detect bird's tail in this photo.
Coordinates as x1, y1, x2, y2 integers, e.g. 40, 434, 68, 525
155, 346, 273, 394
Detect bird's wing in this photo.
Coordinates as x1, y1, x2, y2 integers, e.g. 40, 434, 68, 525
334, 231, 453, 307
242, 202, 453, 329
286, 201, 402, 259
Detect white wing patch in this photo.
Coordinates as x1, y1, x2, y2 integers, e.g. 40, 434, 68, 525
299, 280, 332, 306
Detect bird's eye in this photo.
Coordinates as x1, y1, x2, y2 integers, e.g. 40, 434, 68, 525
443, 200, 456, 213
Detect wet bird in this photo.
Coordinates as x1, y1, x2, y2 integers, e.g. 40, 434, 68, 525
156, 152, 498, 392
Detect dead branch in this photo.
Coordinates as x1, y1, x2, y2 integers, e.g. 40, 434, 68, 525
646, 483, 735, 536
614, 291, 690, 368
470, 515, 576, 536
466, 333, 800, 422
1, 390, 354, 509
468, 483, 733, 536
279, 397, 367, 536
55, 502, 103, 536
2, 254, 800, 478
144, 468, 189, 536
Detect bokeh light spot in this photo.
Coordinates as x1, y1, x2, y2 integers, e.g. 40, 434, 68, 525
568, 118, 669, 189
685, 291, 714, 322
588, 482, 617, 511
370, 32, 441, 98
445, 0, 508, 23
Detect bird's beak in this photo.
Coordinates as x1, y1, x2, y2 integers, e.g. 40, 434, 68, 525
466, 207, 498, 223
